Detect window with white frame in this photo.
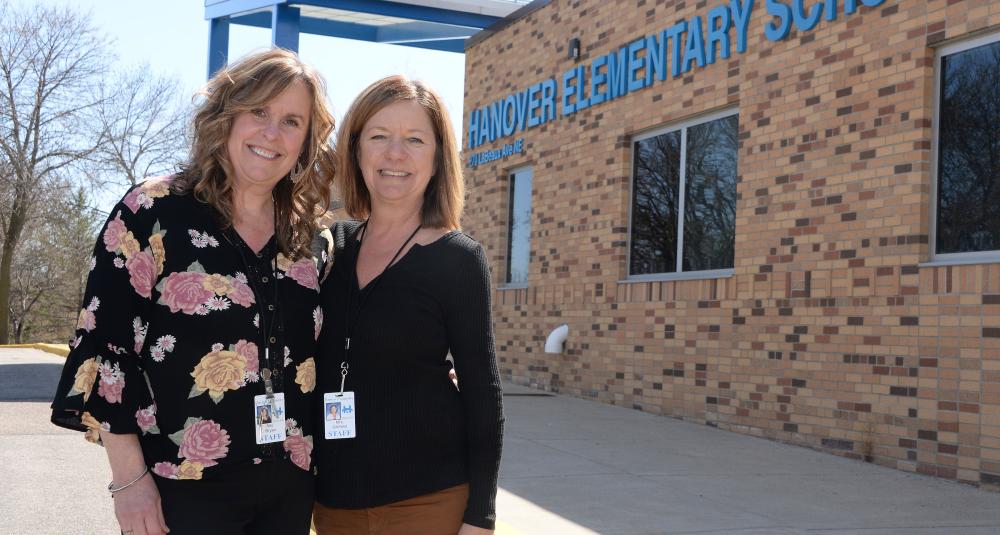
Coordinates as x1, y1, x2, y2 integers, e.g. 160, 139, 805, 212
629, 111, 738, 278
506, 166, 532, 285
934, 33, 1000, 260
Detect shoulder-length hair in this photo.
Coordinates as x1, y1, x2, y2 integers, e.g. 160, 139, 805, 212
173, 48, 336, 259
335, 75, 463, 230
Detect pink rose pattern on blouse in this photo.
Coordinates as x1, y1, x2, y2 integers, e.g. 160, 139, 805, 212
103, 210, 167, 299
152, 461, 181, 479
155, 264, 255, 316
126, 250, 158, 298
54, 176, 326, 478
97, 360, 125, 404
122, 177, 170, 214
135, 404, 159, 435
283, 418, 313, 471
233, 339, 259, 378
76, 297, 99, 332
174, 418, 231, 467
158, 417, 232, 480
275, 253, 320, 291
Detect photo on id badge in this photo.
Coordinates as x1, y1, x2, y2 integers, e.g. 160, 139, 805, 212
257, 404, 273, 425
324, 391, 356, 439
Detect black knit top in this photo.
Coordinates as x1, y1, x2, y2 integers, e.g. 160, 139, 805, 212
314, 221, 504, 529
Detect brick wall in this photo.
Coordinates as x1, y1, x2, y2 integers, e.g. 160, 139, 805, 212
463, 0, 1000, 486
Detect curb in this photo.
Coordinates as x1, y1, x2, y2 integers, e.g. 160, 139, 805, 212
0, 343, 70, 357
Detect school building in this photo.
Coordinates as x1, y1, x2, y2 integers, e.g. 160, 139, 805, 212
461, 0, 1000, 487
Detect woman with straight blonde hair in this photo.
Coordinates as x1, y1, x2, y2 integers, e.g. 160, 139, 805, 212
51, 48, 335, 535
313, 75, 504, 535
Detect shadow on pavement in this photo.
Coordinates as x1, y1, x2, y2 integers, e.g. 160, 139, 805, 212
0, 363, 63, 401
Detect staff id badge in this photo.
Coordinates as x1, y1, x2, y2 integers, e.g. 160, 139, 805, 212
253, 393, 287, 444
323, 391, 356, 439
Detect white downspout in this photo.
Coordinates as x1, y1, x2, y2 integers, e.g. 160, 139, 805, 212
544, 324, 569, 354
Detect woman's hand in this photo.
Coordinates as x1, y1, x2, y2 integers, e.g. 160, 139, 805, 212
99, 430, 169, 535
458, 523, 493, 535
113, 474, 169, 535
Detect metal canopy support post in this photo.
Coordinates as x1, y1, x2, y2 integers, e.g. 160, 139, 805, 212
208, 16, 231, 78
272, 3, 301, 52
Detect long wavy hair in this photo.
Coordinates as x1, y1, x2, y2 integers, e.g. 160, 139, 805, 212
336, 75, 464, 230
172, 48, 336, 259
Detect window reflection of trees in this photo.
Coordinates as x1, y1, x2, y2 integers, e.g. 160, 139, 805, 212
683, 116, 738, 271
629, 115, 737, 276
507, 169, 532, 284
630, 131, 680, 275
937, 41, 1000, 254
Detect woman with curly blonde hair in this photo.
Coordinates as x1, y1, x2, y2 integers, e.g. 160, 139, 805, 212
52, 48, 335, 535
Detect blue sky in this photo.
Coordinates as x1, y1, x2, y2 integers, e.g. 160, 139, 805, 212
18, 0, 467, 140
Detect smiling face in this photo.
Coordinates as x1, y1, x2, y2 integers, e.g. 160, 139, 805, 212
358, 99, 438, 210
226, 79, 312, 193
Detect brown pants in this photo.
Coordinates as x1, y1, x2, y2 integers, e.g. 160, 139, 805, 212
313, 484, 469, 535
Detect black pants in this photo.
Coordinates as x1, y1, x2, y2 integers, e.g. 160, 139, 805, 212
152, 459, 314, 535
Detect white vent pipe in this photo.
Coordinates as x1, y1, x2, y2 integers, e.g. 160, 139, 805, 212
544, 324, 569, 354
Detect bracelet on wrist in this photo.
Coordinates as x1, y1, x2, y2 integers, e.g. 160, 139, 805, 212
107, 466, 150, 497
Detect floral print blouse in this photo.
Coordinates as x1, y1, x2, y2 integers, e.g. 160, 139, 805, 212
51, 176, 329, 480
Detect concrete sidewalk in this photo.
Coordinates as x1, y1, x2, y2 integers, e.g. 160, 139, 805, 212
4, 347, 1000, 534
496, 383, 1000, 534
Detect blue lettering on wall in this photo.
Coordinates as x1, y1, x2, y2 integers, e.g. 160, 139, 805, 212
792, 0, 823, 32
490, 100, 502, 142
560, 68, 575, 117
575, 65, 591, 111
466, 0, 891, 150
467, 108, 479, 149
665, 21, 687, 78
591, 55, 608, 105
502, 94, 517, 137
682, 16, 707, 73
607, 46, 629, 100
515, 89, 530, 131
527, 83, 542, 127
824, 0, 837, 21
468, 138, 525, 168
846, 0, 887, 15
645, 33, 666, 86
540, 79, 557, 123
764, 0, 792, 41
476, 107, 489, 147
732, 0, 753, 53
766, 0, 887, 40
628, 37, 646, 93
706, 5, 733, 64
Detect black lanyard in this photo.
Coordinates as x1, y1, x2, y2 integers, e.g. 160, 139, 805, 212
225, 224, 280, 398
339, 220, 421, 392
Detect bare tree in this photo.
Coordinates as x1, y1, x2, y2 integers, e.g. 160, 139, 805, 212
0, 1, 109, 343
9, 186, 98, 343
90, 65, 188, 189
